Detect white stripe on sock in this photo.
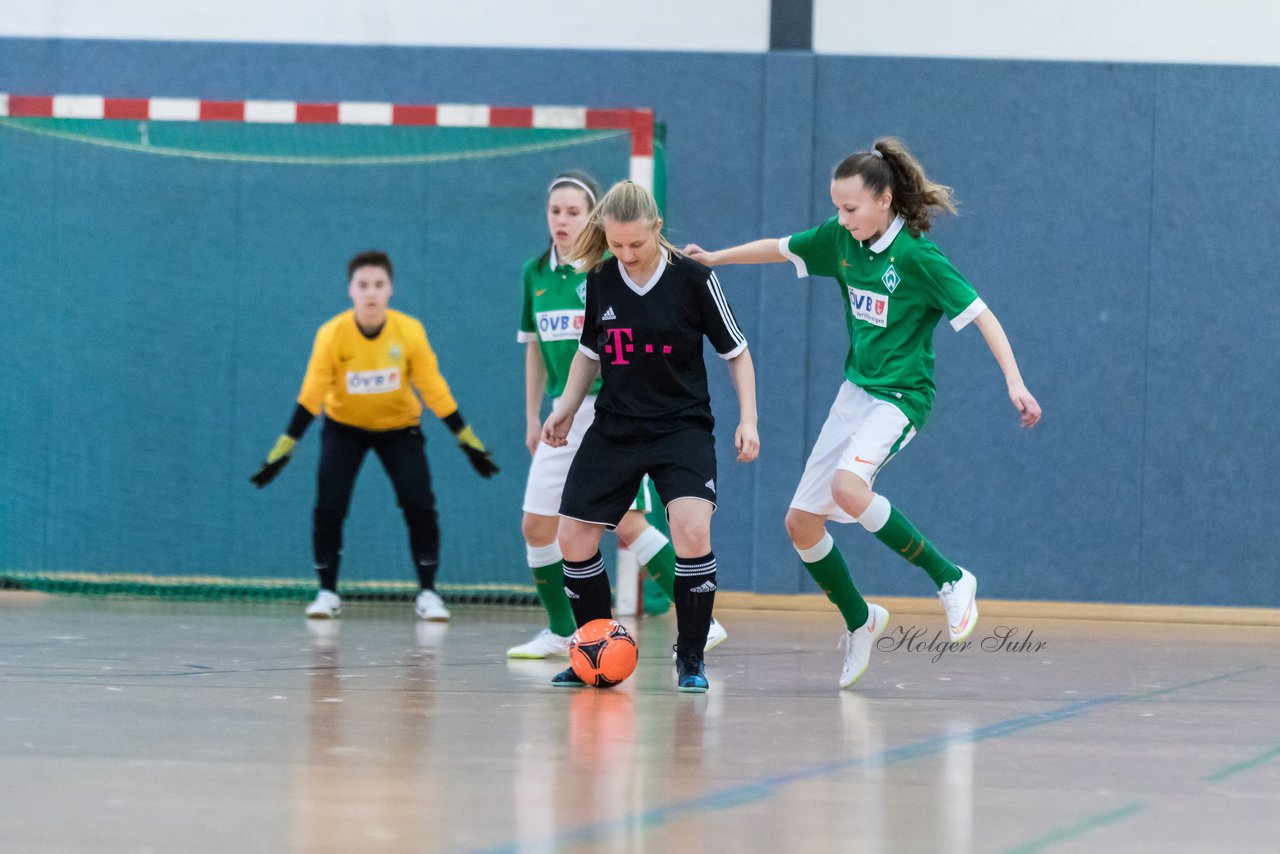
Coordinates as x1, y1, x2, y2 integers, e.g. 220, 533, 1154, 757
796, 531, 834, 563
856, 495, 891, 533
629, 526, 669, 566
526, 541, 563, 568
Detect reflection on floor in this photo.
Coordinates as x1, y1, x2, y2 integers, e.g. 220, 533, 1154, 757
2, 591, 1278, 853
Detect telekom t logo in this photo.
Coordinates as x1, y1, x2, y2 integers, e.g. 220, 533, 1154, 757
604, 328, 634, 364
603, 327, 672, 365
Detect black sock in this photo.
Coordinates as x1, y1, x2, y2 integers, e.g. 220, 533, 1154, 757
674, 553, 717, 657
562, 551, 613, 627
312, 508, 344, 593
413, 557, 439, 591
405, 510, 440, 590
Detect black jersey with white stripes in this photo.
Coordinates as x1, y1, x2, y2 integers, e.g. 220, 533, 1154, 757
578, 252, 747, 438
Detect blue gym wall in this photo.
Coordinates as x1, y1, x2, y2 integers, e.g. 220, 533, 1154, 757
1, 38, 1277, 607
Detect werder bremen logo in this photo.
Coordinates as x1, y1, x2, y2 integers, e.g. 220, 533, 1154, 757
882, 264, 900, 293
576, 281, 587, 304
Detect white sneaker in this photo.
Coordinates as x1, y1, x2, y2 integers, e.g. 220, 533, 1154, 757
506, 628, 572, 659
414, 589, 451, 622
305, 590, 341, 619
938, 567, 978, 642
838, 604, 889, 689
671, 617, 731, 659
705, 618, 728, 652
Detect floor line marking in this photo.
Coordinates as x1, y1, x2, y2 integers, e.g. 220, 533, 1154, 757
476, 665, 1262, 853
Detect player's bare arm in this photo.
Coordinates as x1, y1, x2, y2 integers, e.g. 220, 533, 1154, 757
973, 309, 1042, 428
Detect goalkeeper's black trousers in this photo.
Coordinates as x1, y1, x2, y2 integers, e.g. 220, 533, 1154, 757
312, 418, 440, 592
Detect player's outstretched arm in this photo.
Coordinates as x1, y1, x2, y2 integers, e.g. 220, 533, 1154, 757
684, 239, 786, 268
973, 309, 1042, 429
542, 351, 599, 447
726, 348, 760, 462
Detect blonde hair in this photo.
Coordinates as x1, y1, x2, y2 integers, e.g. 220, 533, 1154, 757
568, 180, 683, 270
834, 137, 957, 236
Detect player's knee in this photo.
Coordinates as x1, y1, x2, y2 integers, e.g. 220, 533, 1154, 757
522, 513, 558, 547
667, 516, 710, 554
831, 475, 872, 518
785, 508, 822, 547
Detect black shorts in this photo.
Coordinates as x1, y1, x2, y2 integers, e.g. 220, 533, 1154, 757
559, 426, 717, 528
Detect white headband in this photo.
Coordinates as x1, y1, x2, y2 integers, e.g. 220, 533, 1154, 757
548, 177, 597, 205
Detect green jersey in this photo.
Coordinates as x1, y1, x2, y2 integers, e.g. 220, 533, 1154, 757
783, 215, 986, 428
517, 246, 603, 398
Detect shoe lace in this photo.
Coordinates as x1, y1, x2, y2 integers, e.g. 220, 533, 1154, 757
672, 644, 703, 674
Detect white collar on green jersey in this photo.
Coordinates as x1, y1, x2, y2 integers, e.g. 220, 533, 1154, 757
867, 215, 905, 254
549, 246, 586, 272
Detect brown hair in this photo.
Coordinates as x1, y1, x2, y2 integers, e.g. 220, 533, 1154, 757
833, 137, 957, 236
347, 250, 393, 280
568, 180, 683, 270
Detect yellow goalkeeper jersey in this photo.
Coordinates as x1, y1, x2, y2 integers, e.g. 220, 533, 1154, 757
297, 309, 458, 431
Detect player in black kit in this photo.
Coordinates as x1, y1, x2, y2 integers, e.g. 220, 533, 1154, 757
541, 181, 759, 692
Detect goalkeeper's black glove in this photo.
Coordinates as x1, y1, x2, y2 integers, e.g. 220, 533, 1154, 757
250, 435, 296, 488
455, 425, 499, 478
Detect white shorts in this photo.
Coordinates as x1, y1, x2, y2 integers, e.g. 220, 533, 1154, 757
789, 381, 917, 523
522, 396, 653, 517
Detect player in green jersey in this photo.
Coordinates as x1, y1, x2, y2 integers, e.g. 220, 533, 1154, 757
686, 138, 1041, 688
510, 172, 727, 659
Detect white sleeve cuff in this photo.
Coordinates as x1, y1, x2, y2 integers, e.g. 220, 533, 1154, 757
517, 330, 537, 343
717, 340, 748, 360
578, 343, 600, 361
950, 298, 988, 331
779, 236, 809, 278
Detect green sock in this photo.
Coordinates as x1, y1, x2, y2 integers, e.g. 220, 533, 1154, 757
530, 561, 577, 637
644, 541, 677, 601
872, 506, 962, 589
800, 538, 869, 632
642, 576, 670, 616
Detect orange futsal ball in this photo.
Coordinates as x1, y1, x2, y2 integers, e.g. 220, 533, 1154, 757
569, 619, 638, 687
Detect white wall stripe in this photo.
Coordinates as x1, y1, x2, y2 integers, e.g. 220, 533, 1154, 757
149, 97, 201, 121
244, 100, 297, 123
629, 155, 654, 192
53, 95, 105, 119
437, 104, 491, 127
533, 106, 587, 129
338, 101, 393, 125
0, 94, 9, 117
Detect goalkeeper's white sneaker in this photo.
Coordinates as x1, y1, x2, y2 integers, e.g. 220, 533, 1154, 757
506, 628, 572, 659
305, 590, 341, 619
938, 567, 979, 642
838, 604, 889, 689
414, 589, 451, 622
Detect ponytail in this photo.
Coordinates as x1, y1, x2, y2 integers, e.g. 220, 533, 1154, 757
833, 137, 956, 236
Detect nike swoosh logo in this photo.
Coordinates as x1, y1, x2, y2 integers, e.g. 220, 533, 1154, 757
535, 289, 548, 296
951, 599, 974, 635
841, 259, 852, 267
854, 455, 875, 465
900, 538, 914, 554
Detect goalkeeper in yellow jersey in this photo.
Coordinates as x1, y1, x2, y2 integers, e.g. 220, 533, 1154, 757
251, 250, 498, 620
